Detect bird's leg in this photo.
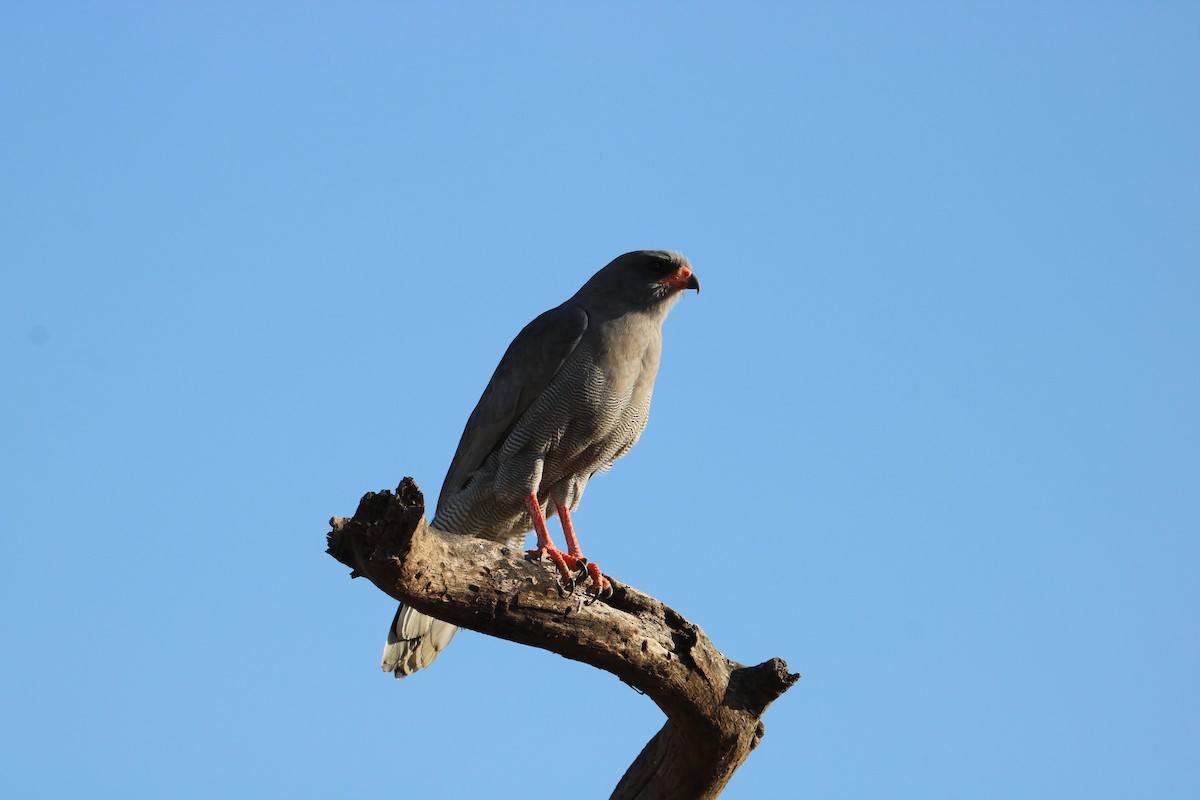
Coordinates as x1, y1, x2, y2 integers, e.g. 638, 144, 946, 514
523, 492, 580, 591
555, 501, 611, 599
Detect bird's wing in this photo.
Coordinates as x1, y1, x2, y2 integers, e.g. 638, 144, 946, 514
436, 301, 589, 510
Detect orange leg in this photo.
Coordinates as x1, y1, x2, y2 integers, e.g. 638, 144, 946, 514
523, 492, 580, 588
554, 501, 610, 597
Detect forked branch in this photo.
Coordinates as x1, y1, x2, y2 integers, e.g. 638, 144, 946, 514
327, 478, 798, 800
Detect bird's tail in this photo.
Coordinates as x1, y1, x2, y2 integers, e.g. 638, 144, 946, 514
381, 604, 458, 678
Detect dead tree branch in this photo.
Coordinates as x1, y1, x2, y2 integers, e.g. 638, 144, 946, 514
327, 478, 798, 800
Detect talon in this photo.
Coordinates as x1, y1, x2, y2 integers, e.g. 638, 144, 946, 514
558, 577, 576, 597
583, 572, 612, 605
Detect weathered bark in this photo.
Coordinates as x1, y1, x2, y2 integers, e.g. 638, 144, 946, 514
327, 478, 798, 800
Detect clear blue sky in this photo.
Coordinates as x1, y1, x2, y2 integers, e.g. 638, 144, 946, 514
3, 3, 1197, 798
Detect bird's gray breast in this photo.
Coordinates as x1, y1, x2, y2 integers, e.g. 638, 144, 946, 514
510, 315, 662, 485
432, 313, 664, 542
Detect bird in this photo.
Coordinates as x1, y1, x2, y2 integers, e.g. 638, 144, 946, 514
382, 250, 700, 678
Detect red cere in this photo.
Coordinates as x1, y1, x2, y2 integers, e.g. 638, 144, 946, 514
657, 266, 695, 289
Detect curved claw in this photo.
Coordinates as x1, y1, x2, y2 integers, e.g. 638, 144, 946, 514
557, 577, 576, 598
583, 579, 613, 606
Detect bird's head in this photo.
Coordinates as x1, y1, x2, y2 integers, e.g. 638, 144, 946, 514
577, 250, 700, 312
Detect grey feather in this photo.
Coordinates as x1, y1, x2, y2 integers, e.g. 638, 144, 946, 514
381, 604, 458, 677
382, 250, 697, 679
